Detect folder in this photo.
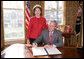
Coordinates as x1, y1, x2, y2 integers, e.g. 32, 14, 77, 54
32, 47, 62, 56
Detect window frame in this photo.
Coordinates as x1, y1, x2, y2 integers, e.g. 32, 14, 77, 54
44, 1, 64, 25
3, 1, 25, 41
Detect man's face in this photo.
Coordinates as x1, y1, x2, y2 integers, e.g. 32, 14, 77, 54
48, 22, 56, 32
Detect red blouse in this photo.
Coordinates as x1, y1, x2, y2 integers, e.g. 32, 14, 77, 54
27, 16, 48, 40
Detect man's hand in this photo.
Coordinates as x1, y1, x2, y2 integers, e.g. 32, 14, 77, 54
27, 39, 30, 44
44, 45, 53, 48
32, 43, 38, 47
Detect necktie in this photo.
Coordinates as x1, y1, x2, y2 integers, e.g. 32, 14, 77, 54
49, 32, 52, 44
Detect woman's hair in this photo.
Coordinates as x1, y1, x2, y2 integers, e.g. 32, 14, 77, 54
33, 5, 42, 16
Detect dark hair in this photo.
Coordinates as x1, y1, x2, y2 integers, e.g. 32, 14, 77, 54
48, 20, 57, 26
33, 7, 42, 16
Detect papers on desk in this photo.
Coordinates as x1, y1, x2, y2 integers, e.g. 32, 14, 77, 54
32, 47, 47, 56
45, 47, 62, 55
32, 47, 62, 56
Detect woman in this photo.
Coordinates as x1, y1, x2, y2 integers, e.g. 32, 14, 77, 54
27, 4, 47, 44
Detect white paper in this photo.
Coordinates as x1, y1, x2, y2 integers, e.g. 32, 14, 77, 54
2, 44, 25, 58
32, 47, 62, 56
32, 47, 47, 56
45, 47, 62, 55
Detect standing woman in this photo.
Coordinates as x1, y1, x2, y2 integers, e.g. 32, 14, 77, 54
27, 4, 48, 44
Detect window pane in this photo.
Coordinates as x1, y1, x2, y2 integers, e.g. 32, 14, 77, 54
3, 1, 24, 9
44, 1, 63, 25
45, 1, 57, 10
17, 10, 24, 27
58, 1, 63, 10
3, 10, 24, 40
44, 11, 57, 24
57, 11, 63, 25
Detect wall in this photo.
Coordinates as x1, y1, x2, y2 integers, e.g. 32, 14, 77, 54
65, 1, 83, 47
65, 1, 79, 31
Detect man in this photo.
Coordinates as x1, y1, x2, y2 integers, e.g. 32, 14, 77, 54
32, 20, 63, 48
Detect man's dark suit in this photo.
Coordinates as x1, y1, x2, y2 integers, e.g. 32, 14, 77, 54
33, 29, 63, 47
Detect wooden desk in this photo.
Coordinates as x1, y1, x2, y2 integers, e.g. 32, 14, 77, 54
1, 44, 83, 58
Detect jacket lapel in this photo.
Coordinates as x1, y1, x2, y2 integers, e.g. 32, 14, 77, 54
46, 30, 49, 43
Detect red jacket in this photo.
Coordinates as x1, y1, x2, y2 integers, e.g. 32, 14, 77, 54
27, 16, 48, 40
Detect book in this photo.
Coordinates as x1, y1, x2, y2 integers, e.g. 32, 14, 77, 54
32, 47, 62, 56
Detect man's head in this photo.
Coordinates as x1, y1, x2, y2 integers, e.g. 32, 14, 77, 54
48, 20, 57, 32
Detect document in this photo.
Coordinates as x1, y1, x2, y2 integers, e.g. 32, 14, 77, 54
32, 47, 62, 56
45, 47, 62, 55
32, 47, 47, 56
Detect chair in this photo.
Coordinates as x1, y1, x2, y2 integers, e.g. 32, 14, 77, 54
57, 25, 76, 47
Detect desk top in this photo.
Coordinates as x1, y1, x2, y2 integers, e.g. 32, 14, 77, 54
1, 44, 83, 58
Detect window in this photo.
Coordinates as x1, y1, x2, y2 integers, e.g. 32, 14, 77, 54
3, 1, 25, 40
44, 1, 64, 25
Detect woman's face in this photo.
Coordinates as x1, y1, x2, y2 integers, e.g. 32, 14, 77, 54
35, 8, 41, 16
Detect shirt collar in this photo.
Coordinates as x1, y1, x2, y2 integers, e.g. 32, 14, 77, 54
49, 31, 54, 34
35, 16, 41, 18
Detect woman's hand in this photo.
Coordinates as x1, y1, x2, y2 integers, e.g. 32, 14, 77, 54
32, 43, 38, 47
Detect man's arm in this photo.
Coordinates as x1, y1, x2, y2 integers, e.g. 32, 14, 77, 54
33, 31, 44, 44
53, 32, 64, 47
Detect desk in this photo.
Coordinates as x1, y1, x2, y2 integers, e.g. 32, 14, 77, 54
1, 44, 83, 58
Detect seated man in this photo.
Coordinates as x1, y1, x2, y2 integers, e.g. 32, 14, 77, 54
32, 20, 63, 48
